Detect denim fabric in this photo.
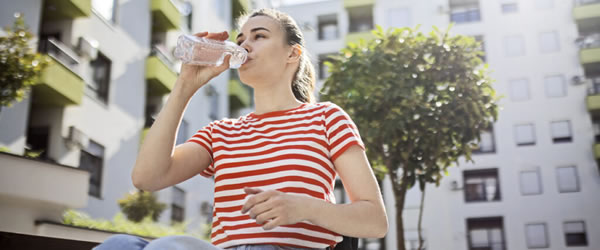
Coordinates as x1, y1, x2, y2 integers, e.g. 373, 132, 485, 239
93, 234, 326, 250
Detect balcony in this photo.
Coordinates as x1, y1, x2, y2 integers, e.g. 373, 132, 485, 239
229, 79, 251, 111
150, 0, 180, 32
0, 152, 89, 233
42, 0, 91, 20
344, 0, 375, 8
573, 0, 600, 33
145, 46, 177, 96
34, 39, 85, 106
577, 33, 600, 76
345, 31, 375, 44
594, 143, 600, 160
587, 78, 600, 114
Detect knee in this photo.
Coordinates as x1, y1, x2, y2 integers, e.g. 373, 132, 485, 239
93, 234, 149, 250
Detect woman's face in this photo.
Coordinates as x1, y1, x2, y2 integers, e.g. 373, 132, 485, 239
236, 16, 295, 87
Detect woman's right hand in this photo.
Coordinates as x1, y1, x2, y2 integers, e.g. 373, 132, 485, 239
177, 31, 232, 93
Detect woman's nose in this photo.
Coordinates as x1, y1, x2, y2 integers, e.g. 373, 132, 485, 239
239, 40, 251, 53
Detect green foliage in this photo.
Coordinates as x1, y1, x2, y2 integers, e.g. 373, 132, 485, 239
62, 209, 209, 240
118, 190, 167, 223
321, 25, 499, 190
0, 13, 49, 108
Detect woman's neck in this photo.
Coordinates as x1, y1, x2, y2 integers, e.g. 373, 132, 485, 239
252, 81, 303, 115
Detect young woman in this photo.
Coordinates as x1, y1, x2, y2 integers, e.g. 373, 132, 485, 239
94, 8, 387, 250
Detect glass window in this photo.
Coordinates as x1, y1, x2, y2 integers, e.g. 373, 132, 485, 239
318, 14, 339, 40
526, 223, 549, 248
464, 169, 501, 202
467, 217, 505, 250
515, 124, 536, 146
387, 8, 411, 28
92, 0, 117, 22
504, 35, 525, 57
501, 3, 518, 13
474, 127, 495, 153
449, 0, 481, 24
540, 31, 560, 53
171, 186, 186, 223
89, 52, 112, 103
509, 79, 530, 101
550, 120, 572, 143
564, 221, 587, 246
318, 54, 335, 80
348, 5, 374, 33
544, 75, 566, 98
556, 166, 579, 193
79, 140, 105, 198
520, 170, 542, 195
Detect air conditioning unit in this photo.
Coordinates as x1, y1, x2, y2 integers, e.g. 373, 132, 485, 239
571, 75, 586, 86
77, 36, 99, 60
65, 126, 89, 149
450, 180, 463, 191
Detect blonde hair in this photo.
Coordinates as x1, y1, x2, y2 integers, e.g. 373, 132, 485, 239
237, 8, 316, 103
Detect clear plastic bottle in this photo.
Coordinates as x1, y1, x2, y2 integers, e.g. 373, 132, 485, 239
174, 34, 247, 69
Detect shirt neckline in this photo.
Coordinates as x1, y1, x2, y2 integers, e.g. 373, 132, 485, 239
248, 103, 309, 119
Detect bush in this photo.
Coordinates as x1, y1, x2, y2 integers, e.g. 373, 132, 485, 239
118, 190, 167, 222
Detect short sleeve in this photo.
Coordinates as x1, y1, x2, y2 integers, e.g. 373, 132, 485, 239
186, 122, 216, 177
324, 103, 365, 161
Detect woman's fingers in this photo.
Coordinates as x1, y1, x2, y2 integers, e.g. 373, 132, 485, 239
204, 31, 229, 41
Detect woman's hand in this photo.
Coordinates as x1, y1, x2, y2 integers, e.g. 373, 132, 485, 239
176, 31, 232, 93
241, 187, 310, 230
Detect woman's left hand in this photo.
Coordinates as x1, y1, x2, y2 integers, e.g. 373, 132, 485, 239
241, 187, 310, 230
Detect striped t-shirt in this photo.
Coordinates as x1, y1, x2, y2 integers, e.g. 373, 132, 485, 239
186, 101, 365, 249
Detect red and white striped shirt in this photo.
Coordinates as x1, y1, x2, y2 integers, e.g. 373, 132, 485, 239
187, 101, 365, 249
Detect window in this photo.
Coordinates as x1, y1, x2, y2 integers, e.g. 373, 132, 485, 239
176, 119, 188, 145
520, 169, 542, 195
535, 0, 554, 10
26, 126, 50, 161
318, 54, 335, 80
474, 126, 495, 153
318, 14, 339, 40
89, 52, 112, 103
544, 75, 566, 98
348, 5, 374, 33
539, 31, 560, 53
474, 35, 486, 62
564, 221, 587, 246
205, 85, 219, 120
171, 186, 185, 223
79, 140, 105, 198
526, 223, 549, 248
92, 0, 117, 22
467, 217, 506, 250
556, 166, 579, 193
509, 79, 530, 101
449, 0, 481, 24
504, 35, 525, 57
593, 118, 600, 142
550, 120, 572, 143
387, 8, 411, 28
464, 169, 501, 202
333, 179, 347, 204
501, 3, 518, 13
515, 124, 536, 146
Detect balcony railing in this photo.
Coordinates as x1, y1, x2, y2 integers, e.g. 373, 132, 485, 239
150, 45, 176, 71
575, 0, 600, 6
576, 33, 600, 49
39, 38, 80, 74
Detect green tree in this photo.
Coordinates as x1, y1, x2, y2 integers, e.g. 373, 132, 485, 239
118, 190, 167, 223
0, 13, 49, 110
321, 26, 498, 250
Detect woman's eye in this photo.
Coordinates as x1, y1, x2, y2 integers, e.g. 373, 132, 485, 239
255, 34, 265, 39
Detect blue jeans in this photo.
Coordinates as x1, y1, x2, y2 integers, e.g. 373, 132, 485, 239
93, 234, 325, 250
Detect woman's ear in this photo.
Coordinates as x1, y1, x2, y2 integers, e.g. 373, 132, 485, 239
287, 44, 302, 63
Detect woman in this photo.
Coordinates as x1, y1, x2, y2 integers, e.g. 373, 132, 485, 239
95, 8, 387, 250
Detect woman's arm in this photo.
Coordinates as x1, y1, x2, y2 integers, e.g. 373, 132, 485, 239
242, 145, 388, 238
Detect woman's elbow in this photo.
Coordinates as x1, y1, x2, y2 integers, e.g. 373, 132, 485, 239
374, 212, 389, 238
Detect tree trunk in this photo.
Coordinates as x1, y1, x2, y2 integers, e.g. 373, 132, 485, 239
417, 185, 426, 250
390, 170, 409, 250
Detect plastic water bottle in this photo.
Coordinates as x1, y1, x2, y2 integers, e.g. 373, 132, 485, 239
174, 34, 247, 69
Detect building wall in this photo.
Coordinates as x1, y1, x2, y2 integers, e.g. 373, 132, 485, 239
281, 0, 600, 249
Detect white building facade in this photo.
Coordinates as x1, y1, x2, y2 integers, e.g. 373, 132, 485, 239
280, 0, 600, 249
0, 0, 253, 237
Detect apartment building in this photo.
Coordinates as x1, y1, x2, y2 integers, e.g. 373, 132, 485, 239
280, 0, 600, 249
0, 0, 253, 237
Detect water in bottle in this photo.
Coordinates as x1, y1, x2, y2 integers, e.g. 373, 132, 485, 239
174, 34, 248, 69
